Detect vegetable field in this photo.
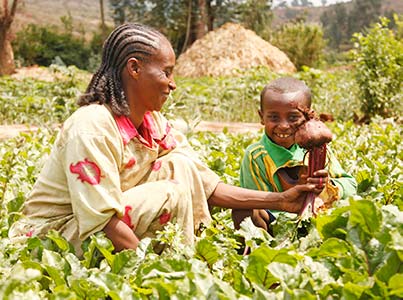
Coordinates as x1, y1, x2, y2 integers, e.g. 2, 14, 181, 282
0, 66, 402, 299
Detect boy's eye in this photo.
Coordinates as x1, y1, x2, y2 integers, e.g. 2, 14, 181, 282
267, 115, 278, 121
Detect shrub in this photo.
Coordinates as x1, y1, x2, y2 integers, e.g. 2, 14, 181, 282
269, 21, 327, 70
352, 17, 403, 119
13, 24, 92, 70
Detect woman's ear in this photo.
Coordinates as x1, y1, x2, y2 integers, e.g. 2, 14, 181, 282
126, 57, 140, 79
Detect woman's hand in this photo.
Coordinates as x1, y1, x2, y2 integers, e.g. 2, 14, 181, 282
103, 215, 140, 252
209, 182, 321, 213
279, 182, 324, 213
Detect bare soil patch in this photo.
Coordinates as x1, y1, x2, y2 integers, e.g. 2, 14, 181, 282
0, 121, 262, 140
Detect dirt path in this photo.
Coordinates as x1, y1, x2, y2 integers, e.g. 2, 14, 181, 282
0, 121, 263, 140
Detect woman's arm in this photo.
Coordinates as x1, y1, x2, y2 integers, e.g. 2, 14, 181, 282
103, 215, 140, 251
208, 181, 323, 213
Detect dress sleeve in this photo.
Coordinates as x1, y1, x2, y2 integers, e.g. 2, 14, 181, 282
168, 128, 221, 198
240, 148, 273, 192
62, 132, 124, 241
327, 147, 357, 199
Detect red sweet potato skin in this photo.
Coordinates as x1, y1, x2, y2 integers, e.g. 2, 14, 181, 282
295, 119, 333, 149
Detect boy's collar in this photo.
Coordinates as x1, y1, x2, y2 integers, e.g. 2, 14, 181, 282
261, 133, 305, 167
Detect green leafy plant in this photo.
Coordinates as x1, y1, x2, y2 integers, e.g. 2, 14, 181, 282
269, 21, 327, 70
352, 17, 403, 119
0, 113, 402, 298
12, 23, 92, 70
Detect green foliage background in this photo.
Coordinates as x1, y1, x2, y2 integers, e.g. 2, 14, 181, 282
352, 17, 403, 119
1, 15, 402, 297
0, 115, 401, 298
0, 63, 402, 298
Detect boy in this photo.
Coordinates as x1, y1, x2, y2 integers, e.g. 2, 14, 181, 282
232, 77, 357, 230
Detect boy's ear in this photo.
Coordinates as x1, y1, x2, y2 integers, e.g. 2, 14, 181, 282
258, 109, 264, 125
126, 58, 140, 79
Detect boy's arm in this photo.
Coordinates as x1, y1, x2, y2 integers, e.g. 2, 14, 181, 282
327, 149, 357, 199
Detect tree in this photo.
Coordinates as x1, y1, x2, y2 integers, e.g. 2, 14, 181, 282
270, 21, 326, 70
320, 0, 382, 51
238, 0, 273, 38
348, 0, 382, 38
321, 3, 349, 50
352, 17, 402, 119
108, 0, 274, 54
99, 0, 107, 35
0, 0, 19, 76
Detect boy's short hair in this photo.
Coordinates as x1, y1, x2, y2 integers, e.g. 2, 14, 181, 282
260, 77, 312, 110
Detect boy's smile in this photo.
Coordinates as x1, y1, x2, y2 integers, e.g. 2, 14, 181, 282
259, 90, 308, 149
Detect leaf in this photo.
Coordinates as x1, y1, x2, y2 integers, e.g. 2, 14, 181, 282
348, 199, 381, 240
388, 273, 403, 297
195, 239, 220, 268
46, 230, 74, 253
374, 251, 402, 283
342, 282, 368, 300
237, 217, 273, 244
245, 245, 297, 288
111, 250, 138, 275
316, 238, 351, 258
315, 206, 349, 240
41, 249, 69, 287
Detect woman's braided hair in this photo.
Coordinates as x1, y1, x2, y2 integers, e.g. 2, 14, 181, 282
78, 23, 164, 116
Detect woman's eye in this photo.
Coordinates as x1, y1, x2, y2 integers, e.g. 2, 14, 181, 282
268, 115, 278, 121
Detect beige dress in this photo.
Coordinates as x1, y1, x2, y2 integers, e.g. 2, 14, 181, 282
9, 104, 221, 255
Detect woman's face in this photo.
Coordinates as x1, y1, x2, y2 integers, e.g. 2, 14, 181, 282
133, 38, 176, 112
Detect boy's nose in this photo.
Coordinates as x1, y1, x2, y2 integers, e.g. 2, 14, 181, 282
278, 120, 290, 129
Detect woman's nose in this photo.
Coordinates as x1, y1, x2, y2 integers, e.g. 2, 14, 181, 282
169, 78, 176, 91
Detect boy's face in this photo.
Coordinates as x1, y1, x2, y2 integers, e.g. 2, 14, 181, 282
259, 89, 309, 149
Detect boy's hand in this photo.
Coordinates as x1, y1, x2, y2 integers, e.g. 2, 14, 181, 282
307, 169, 329, 189
251, 209, 271, 231
232, 209, 272, 231
300, 169, 328, 189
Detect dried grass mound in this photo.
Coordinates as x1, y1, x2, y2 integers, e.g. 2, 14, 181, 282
175, 23, 296, 77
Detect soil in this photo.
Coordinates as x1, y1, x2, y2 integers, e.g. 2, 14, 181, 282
0, 121, 263, 140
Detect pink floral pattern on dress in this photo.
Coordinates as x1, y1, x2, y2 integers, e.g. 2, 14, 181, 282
157, 124, 177, 150
152, 160, 162, 171
69, 158, 102, 185
114, 115, 138, 145
125, 157, 136, 169
159, 211, 171, 225
114, 112, 177, 151
26, 229, 34, 237
121, 205, 134, 229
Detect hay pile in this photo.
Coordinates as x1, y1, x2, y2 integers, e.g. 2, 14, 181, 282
175, 23, 296, 77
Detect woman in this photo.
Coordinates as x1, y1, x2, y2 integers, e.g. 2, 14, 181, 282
9, 24, 324, 255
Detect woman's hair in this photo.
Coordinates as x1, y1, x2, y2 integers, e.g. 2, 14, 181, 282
260, 77, 312, 110
78, 23, 165, 116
